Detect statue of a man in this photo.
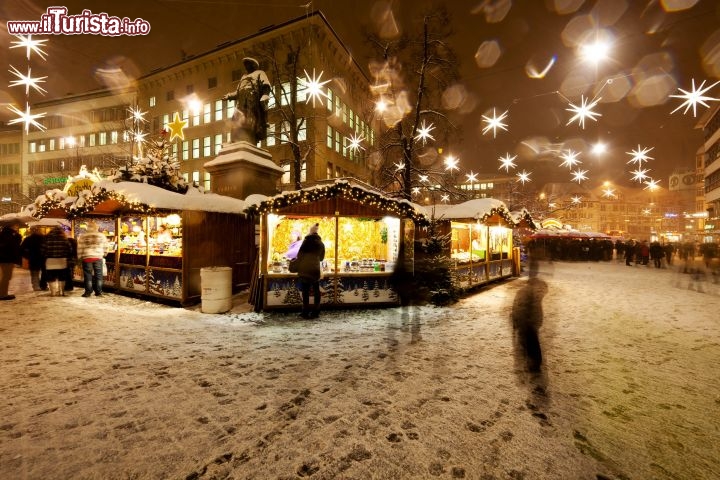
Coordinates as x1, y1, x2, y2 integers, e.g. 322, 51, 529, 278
223, 57, 271, 144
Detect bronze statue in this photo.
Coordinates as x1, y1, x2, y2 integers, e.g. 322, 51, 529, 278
223, 57, 271, 144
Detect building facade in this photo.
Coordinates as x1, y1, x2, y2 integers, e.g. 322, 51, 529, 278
697, 105, 720, 241
0, 125, 23, 215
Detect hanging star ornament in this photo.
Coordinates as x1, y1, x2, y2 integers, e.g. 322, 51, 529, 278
516, 170, 531, 184
630, 167, 651, 183
7, 102, 46, 133
8, 65, 47, 95
302, 69, 331, 108
626, 145, 654, 166
394, 161, 405, 172
644, 178, 661, 190
347, 134, 365, 152
414, 121, 435, 144
10, 35, 48, 61
571, 195, 582, 204
558, 149, 581, 169
566, 95, 602, 129
670, 79, 720, 117
602, 186, 616, 198
444, 155, 459, 172
481, 108, 509, 138
166, 112, 188, 141
498, 153, 517, 172
128, 105, 148, 124
571, 168, 589, 183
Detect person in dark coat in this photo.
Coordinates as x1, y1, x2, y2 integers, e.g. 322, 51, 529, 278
0, 221, 23, 300
21, 226, 47, 291
294, 223, 325, 319
41, 226, 72, 296
65, 235, 77, 291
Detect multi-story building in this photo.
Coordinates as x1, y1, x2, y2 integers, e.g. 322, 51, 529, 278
0, 125, 23, 215
135, 11, 376, 191
22, 88, 135, 200
696, 104, 720, 242
17, 11, 376, 200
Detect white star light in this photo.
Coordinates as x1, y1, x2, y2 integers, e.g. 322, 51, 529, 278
411, 187, 421, 195
394, 161, 405, 172
558, 149, 581, 169
347, 134, 365, 152
418, 174, 429, 183
626, 145, 654, 166
602, 186, 616, 198
670, 79, 720, 117
516, 170, 531, 184
642, 208, 652, 215
8, 65, 47, 95
644, 178, 661, 190
481, 108, 509, 137
7, 102, 47, 133
441, 194, 450, 203
133, 129, 148, 144
302, 69, 331, 107
566, 95, 602, 129
571, 195, 582, 204
498, 153, 517, 172
630, 167, 651, 183
415, 121, 435, 144
466, 171, 478, 183
571, 169, 589, 183
128, 106, 148, 124
444, 155, 459, 172
10, 35, 48, 60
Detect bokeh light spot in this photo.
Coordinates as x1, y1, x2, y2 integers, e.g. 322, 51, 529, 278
660, 0, 699, 12
474, 40, 502, 68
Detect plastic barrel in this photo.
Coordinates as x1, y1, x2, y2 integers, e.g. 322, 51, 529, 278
200, 266, 232, 313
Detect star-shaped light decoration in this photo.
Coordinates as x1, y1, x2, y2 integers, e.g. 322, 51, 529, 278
10, 35, 48, 60
516, 170, 531, 184
441, 194, 450, 203
642, 208, 652, 215
394, 161, 405, 172
8, 65, 47, 95
415, 121, 435, 144
571, 168, 589, 183
670, 79, 720, 117
347, 134, 365, 152
571, 195, 582, 205
128, 105, 148, 124
498, 153, 517, 172
481, 108, 509, 138
444, 155, 459, 172
558, 149, 581, 169
133, 130, 148, 145
602, 186, 616, 198
566, 95, 602, 129
411, 186, 421, 195
7, 102, 46, 133
643, 178, 661, 190
302, 69, 331, 108
626, 145, 654, 166
418, 174, 429, 183
466, 171, 478, 183
630, 167, 650, 183
166, 112, 188, 142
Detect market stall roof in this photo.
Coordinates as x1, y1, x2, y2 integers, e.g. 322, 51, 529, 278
244, 180, 428, 224
511, 208, 539, 230
24, 180, 247, 219
0, 212, 36, 226
421, 198, 516, 226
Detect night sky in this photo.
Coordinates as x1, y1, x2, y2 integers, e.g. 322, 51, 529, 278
2, 0, 719, 187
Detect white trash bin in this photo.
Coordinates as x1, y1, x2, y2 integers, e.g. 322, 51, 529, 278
200, 266, 232, 313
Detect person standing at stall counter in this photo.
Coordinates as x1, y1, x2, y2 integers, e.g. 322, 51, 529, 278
77, 221, 108, 297
295, 223, 325, 319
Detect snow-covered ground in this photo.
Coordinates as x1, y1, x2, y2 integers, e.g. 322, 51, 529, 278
1, 258, 719, 479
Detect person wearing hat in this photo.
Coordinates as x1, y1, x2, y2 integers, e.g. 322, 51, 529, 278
223, 56, 271, 144
0, 221, 23, 300
294, 223, 325, 319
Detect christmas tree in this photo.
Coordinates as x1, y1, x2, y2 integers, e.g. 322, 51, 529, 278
415, 214, 461, 306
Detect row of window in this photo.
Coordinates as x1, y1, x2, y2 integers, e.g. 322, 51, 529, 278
0, 163, 21, 176
40, 106, 127, 130
0, 143, 21, 156
28, 131, 128, 153
0, 183, 21, 195
28, 155, 127, 176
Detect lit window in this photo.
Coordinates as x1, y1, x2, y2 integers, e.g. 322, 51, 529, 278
89, 134, 96, 147
149, 96, 156, 107
327, 88, 333, 111
226, 99, 235, 118
182, 141, 189, 160
162, 114, 170, 129
267, 124, 276, 147
204, 171, 211, 191
203, 103, 211, 124
192, 171, 200, 184
111, 131, 118, 144
280, 121, 290, 144
203, 136, 211, 157
280, 81, 291, 106
267, 86, 276, 109
297, 118, 306, 142
49, 139, 55, 151
182, 172, 189, 182
327, 125, 333, 148
214, 134, 223, 154
281, 164, 290, 184
214, 100, 223, 121
59, 138, 65, 150
192, 138, 200, 158
99, 132, 107, 146
301, 162, 306, 182
296, 76, 307, 103
327, 162, 333, 179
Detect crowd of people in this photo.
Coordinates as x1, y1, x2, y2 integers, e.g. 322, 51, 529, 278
0, 220, 107, 300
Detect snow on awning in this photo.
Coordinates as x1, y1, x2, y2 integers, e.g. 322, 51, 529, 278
420, 198, 516, 226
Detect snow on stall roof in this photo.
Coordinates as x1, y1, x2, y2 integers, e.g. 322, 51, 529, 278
96, 181, 247, 214
420, 198, 510, 221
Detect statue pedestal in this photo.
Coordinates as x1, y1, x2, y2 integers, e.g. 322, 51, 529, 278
204, 141, 283, 199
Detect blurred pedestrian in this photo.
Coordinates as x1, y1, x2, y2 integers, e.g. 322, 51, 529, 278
21, 225, 47, 291
42, 226, 72, 296
0, 221, 23, 300
294, 223, 325, 319
77, 221, 108, 297
65, 235, 77, 291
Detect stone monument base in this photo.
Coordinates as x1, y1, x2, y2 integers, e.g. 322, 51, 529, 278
204, 141, 283, 199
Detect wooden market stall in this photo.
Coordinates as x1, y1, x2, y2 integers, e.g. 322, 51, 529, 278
419, 198, 519, 289
28, 179, 252, 305
244, 180, 427, 311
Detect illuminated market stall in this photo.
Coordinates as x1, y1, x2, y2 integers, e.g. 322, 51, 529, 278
26, 177, 251, 305
420, 199, 519, 289
245, 181, 427, 311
